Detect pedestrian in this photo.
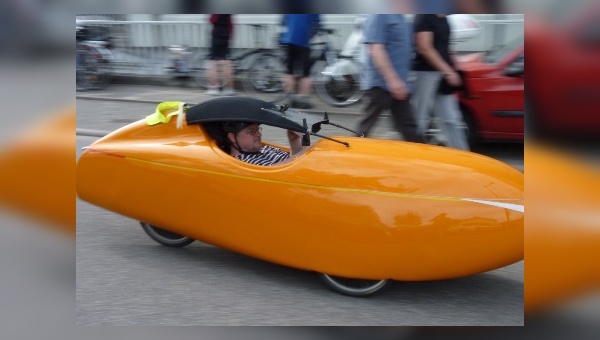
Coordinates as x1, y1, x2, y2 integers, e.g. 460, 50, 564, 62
411, 14, 470, 150
279, 14, 321, 109
206, 14, 236, 96
355, 14, 424, 142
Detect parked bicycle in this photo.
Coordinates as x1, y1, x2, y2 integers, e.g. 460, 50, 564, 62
246, 26, 341, 105
190, 24, 285, 101
76, 22, 113, 91
247, 26, 362, 106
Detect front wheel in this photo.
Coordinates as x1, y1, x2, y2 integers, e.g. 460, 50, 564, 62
140, 222, 195, 248
318, 273, 391, 297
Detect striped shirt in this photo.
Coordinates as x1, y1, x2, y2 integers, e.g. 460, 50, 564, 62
236, 145, 290, 166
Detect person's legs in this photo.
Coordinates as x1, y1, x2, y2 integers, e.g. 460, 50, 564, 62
207, 41, 223, 94
206, 38, 230, 95
435, 94, 470, 150
205, 60, 220, 95
294, 76, 313, 108
220, 60, 236, 95
357, 87, 390, 137
390, 98, 424, 143
283, 45, 298, 99
295, 46, 314, 107
221, 38, 235, 93
411, 71, 443, 136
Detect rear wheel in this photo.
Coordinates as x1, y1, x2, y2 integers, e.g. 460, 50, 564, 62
318, 273, 390, 297
140, 222, 194, 248
313, 61, 364, 107
314, 75, 364, 107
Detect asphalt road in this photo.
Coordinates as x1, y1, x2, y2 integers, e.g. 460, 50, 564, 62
76, 88, 523, 326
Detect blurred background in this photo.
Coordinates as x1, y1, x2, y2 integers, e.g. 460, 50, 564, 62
1, 0, 599, 338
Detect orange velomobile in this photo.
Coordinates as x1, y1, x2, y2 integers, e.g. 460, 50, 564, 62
76, 97, 523, 297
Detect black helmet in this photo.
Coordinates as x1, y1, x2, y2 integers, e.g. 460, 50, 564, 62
221, 121, 256, 134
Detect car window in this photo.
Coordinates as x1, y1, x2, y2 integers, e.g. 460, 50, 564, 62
484, 33, 524, 64
504, 53, 524, 76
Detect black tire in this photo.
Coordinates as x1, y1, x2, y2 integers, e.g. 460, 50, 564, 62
76, 46, 112, 90
313, 62, 364, 107
460, 106, 478, 149
318, 273, 391, 297
140, 222, 194, 248
93, 59, 112, 90
243, 52, 286, 103
76, 46, 94, 91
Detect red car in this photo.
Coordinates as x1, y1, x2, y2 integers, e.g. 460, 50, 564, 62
526, 4, 600, 138
455, 34, 525, 146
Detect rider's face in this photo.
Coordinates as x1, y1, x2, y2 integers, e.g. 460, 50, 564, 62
231, 123, 262, 152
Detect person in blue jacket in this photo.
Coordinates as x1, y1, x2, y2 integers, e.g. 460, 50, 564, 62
279, 14, 321, 109
355, 14, 424, 143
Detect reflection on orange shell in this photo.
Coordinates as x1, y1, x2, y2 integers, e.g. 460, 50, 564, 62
525, 143, 600, 313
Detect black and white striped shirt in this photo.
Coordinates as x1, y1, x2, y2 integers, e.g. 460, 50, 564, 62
236, 145, 290, 166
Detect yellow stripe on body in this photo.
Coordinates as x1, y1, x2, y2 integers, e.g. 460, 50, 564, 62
126, 155, 522, 206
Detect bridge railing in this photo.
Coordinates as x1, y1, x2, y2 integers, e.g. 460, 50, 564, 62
76, 18, 524, 76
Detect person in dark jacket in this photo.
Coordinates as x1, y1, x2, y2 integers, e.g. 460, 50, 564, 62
411, 14, 470, 150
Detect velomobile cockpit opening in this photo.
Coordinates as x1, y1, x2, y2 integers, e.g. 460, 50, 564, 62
184, 97, 359, 153
200, 121, 232, 153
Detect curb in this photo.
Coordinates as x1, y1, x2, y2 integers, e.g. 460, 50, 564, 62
81, 73, 366, 117
76, 93, 366, 116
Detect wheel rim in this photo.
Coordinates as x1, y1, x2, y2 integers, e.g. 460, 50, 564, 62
320, 274, 389, 296
316, 76, 363, 106
140, 222, 194, 247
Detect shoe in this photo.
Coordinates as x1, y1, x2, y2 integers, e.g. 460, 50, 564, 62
221, 89, 237, 96
205, 88, 220, 96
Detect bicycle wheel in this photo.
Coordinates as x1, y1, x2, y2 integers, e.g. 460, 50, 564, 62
76, 46, 90, 91
243, 52, 286, 103
77, 45, 111, 90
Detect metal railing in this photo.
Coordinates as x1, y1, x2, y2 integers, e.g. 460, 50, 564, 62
76, 18, 524, 76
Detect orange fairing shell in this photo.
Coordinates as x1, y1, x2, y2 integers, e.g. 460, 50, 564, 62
77, 115, 523, 281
